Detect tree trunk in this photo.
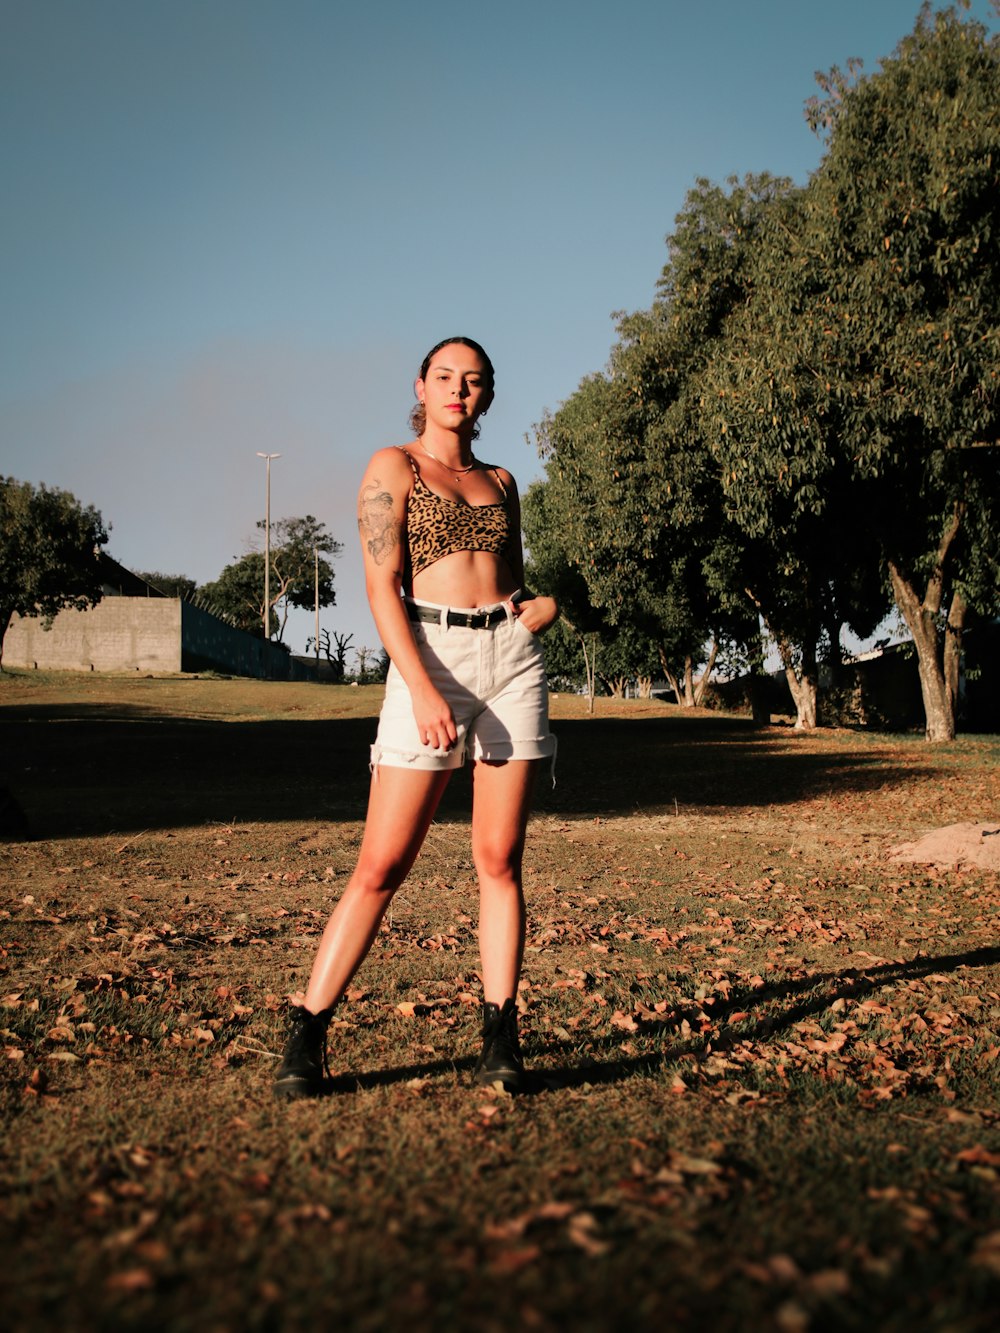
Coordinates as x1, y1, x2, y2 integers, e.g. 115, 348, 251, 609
943, 588, 967, 720
658, 646, 683, 707
692, 640, 719, 706
682, 656, 695, 706
561, 615, 598, 715
785, 667, 818, 730
887, 549, 957, 743
636, 675, 653, 699
581, 632, 597, 715
772, 633, 818, 730
0, 608, 10, 670
601, 675, 627, 699
746, 592, 819, 728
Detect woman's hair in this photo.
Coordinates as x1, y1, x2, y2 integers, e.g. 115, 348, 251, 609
408, 336, 495, 438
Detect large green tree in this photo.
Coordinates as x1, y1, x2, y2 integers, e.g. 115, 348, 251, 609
608, 176, 833, 718
0, 477, 109, 668
528, 338, 727, 708
803, 3, 1000, 739
709, 4, 1000, 738
696, 179, 891, 727
200, 515, 341, 642
533, 4, 999, 738
530, 176, 834, 722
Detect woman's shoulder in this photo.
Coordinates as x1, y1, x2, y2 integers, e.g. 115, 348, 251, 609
482, 462, 518, 493
362, 443, 418, 480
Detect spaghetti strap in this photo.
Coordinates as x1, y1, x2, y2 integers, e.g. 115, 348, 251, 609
396, 446, 426, 489
394, 445, 418, 482
489, 466, 508, 499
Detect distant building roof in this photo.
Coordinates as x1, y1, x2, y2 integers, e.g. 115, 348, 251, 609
99, 553, 167, 598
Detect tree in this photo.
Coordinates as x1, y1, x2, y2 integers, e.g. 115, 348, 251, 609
798, 4, 1000, 739
694, 178, 891, 727
201, 515, 342, 642
199, 553, 275, 636
133, 571, 198, 599
352, 644, 388, 683
529, 370, 724, 711
522, 471, 610, 712
529, 177, 808, 718
306, 628, 353, 681
0, 477, 109, 668
526, 5, 998, 739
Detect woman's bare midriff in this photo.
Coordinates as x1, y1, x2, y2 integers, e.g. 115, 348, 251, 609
409, 550, 518, 609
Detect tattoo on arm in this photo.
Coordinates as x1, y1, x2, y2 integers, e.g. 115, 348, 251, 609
358, 480, 399, 565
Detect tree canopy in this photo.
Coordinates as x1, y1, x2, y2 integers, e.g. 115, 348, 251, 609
200, 515, 342, 641
0, 477, 110, 667
526, 3, 999, 738
133, 571, 198, 599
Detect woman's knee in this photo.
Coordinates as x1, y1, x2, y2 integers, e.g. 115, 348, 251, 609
346, 858, 406, 900
473, 842, 523, 885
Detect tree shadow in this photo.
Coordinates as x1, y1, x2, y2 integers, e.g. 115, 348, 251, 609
541, 715, 938, 816
1, 706, 943, 838
529, 943, 1000, 1093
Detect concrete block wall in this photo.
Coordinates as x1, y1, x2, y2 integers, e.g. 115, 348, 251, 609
4, 600, 182, 672
5, 598, 316, 681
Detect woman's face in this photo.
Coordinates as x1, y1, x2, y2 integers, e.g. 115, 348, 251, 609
416, 343, 494, 433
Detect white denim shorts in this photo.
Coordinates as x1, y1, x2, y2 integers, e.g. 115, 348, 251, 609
371, 596, 556, 773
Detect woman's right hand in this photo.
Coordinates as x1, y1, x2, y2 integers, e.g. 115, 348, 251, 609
412, 682, 458, 752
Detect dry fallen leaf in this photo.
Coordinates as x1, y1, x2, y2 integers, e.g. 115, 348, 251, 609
105, 1268, 155, 1293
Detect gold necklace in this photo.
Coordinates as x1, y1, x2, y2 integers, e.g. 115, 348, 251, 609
419, 441, 476, 475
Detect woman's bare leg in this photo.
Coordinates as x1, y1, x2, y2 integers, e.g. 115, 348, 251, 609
470, 759, 539, 1003
301, 765, 452, 1013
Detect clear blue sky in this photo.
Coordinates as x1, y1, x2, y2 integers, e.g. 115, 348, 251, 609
3, 0, 995, 656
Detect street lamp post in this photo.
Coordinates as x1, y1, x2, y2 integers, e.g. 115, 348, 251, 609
256, 452, 281, 640
314, 544, 320, 666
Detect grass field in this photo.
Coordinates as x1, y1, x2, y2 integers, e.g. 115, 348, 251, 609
2, 671, 999, 1332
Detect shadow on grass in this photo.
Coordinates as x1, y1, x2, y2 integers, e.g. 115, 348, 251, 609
2, 708, 942, 837
533, 942, 1000, 1092
301, 945, 1000, 1099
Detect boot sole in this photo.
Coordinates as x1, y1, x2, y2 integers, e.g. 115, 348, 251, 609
273, 1075, 324, 1101
474, 1068, 524, 1094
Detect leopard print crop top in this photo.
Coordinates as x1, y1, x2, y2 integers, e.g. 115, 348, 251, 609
398, 447, 516, 582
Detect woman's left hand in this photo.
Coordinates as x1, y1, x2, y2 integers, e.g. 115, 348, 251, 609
512, 595, 558, 635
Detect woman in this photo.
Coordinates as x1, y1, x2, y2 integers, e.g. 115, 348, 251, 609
274, 336, 557, 1099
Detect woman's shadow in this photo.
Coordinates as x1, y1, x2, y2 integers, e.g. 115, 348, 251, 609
313, 942, 1000, 1097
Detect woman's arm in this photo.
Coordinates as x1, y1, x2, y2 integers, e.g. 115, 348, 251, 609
357, 448, 458, 751
501, 473, 558, 635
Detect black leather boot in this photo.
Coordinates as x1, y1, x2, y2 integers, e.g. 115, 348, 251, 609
474, 998, 524, 1093
273, 1004, 333, 1100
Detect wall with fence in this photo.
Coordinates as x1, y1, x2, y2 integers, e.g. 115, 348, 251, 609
180, 601, 313, 680
5, 598, 314, 681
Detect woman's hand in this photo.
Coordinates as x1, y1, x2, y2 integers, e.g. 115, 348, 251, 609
411, 681, 458, 751
513, 594, 558, 635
